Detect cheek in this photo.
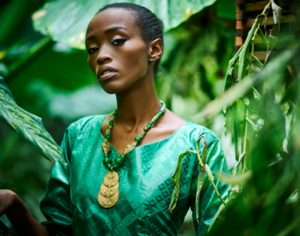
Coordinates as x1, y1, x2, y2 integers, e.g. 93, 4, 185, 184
119, 42, 148, 76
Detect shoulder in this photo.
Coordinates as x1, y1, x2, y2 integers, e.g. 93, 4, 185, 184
180, 121, 220, 146
160, 109, 219, 144
67, 114, 106, 133
183, 122, 229, 177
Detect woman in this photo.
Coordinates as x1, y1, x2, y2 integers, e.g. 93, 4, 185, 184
0, 3, 230, 235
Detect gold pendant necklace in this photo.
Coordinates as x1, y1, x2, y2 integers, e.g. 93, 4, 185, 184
98, 168, 119, 208
98, 101, 166, 208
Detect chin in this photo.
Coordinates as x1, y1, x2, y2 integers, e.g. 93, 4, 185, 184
99, 81, 128, 95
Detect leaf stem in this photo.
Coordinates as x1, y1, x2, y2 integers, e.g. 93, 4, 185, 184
195, 137, 227, 207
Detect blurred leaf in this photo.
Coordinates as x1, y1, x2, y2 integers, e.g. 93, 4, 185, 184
245, 117, 260, 132
28, 81, 116, 120
217, 0, 235, 20
0, 77, 66, 166
252, 86, 262, 101
32, 0, 216, 49
252, 54, 264, 70
275, 216, 300, 236
0, 0, 34, 46
242, 97, 249, 106
0, 62, 8, 77
208, 185, 239, 232
191, 47, 297, 123
0, 220, 16, 236
216, 171, 251, 185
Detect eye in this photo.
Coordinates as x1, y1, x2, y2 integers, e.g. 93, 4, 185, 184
111, 38, 126, 46
85, 46, 98, 54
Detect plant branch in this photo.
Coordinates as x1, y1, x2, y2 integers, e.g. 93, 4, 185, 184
195, 137, 227, 207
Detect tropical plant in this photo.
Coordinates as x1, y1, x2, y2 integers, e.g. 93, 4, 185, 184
189, 1, 300, 235
1, 1, 234, 235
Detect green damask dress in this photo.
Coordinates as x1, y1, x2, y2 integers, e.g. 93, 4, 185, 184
40, 115, 230, 236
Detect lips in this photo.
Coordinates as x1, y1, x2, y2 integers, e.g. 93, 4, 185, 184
97, 66, 118, 81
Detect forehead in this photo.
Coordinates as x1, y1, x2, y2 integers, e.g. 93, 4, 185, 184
86, 8, 139, 36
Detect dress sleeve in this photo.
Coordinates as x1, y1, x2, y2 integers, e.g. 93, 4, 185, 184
189, 136, 231, 236
40, 127, 73, 236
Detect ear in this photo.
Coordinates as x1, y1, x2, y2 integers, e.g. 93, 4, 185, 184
148, 38, 163, 62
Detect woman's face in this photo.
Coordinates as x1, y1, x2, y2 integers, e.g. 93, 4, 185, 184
85, 8, 150, 94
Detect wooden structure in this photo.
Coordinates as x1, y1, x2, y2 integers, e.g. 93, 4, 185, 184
235, 0, 299, 60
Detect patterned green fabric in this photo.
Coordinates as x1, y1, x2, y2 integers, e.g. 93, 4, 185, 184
40, 115, 230, 236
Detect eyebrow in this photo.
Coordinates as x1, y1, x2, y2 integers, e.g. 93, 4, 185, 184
85, 27, 129, 42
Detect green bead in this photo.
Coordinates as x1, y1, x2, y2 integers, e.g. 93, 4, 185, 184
115, 157, 124, 165
135, 136, 142, 143
113, 110, 117, 116
107, 163, 112, 169
148, 121, 153, 126
103, 158, 111, 165
120, 154, 126, 160
104, 153, 109, 158
113, 164, 119, 170
147, 124, 151, 130
105, 134, 111, 139
109, 120, 114, 126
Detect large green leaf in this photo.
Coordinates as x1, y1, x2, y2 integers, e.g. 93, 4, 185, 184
32, 0, 216, 49
0, 77, 66, 166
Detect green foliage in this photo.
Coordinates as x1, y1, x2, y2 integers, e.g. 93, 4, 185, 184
191, 1, 300, 235
156, 7, 235, 119
0, 220, 15, 236
0, 0, 235, 235
32, 0, 216, 49
169, 150, 195, 212
0, 77, 66, 166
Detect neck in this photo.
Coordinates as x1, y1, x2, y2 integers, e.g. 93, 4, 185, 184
115, 75, 161, 131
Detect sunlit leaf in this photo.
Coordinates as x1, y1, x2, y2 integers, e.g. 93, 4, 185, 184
205, 164, 214, 182
32, 0, 216, 49
216, 171, 251, 185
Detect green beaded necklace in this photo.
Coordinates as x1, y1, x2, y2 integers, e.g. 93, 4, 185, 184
101, 100, 166, 170
98, 101, 166, 208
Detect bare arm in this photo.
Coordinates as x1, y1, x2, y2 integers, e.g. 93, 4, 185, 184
0, 190, 49, 236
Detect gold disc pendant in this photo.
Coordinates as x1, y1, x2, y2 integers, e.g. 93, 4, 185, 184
98, 169, 119, 208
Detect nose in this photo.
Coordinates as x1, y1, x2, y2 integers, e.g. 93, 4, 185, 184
96, 45, 112, 65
